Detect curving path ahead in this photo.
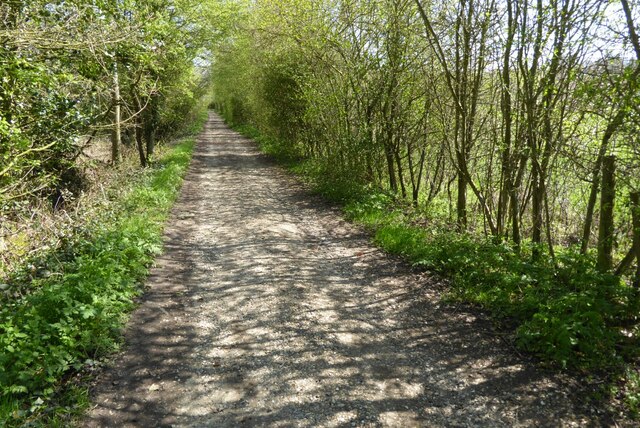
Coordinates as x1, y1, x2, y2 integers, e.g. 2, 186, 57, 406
86, 113, 604, 427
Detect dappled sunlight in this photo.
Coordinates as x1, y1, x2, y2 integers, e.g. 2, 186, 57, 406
86, 113, 600, 427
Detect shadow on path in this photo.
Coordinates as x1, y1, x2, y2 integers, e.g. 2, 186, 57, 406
85, 113, 604, 428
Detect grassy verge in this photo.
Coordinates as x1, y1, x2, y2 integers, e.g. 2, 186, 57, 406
0, 137, 196, 426
231, 121, 640, 418
346, 194, 638, 366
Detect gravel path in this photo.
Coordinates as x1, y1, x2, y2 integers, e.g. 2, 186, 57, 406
85, 113, 607, 427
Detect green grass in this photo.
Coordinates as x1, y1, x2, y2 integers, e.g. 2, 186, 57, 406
0, 137, 196, 427
345, 194, 638, 369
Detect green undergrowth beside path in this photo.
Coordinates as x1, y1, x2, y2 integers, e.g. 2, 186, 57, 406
234, 122, 640, 418
0, 138, 196, 426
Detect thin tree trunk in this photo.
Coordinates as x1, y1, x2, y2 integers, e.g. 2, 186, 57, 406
394, 147, 407, 199
582, 0, 640, 252
385, 143, 398, 193
407, 141, 417, 203
510, 149, 528, 249
497, 0, 515, 237
544, 185, 557, 265
597, 155, 616, 272
136, 120, 146, 167
144, 93, 159, 161
413, 148, 427, 205
531, 165, 543, 258
131, 90, 147, 167
580, 112, 623, 253
631, 191, 640, 288
145, 125, 156, 160
581, 149, 605, 254
615, 246, 635, 276
427, 145, 445, 204
510, 185, 521, 249
457, 158, 468, 231
111, 61, 122, 165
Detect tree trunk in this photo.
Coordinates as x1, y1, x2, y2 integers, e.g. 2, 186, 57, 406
144, 93, 159, 161
131, 89, 147, 167
616, 246, 635, 276
531, 164, 543, 259
427, 144, 445, 204
111, 61, 122, 165
510, 185, 521, 248
136, 119, 146, 167
544, 186, 557, 265
145, 125, 156, 160
456, 166, 467, 231
581, 151, 604, 254
597, 155, 616, 272
394, 147, 407, 199
385, 143, 398, 194
412, 148, 426, 206
580, 0, 640, 253
631, 191, 640, 288
497, 0, 515, 238
580, 111, 623, 254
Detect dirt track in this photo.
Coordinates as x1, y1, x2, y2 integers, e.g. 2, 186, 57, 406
85, 113, 606, 427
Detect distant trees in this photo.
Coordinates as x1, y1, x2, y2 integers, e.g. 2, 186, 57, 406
211, 0, 640, 281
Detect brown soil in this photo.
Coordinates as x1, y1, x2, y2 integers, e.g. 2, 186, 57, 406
84, 113, 612, 427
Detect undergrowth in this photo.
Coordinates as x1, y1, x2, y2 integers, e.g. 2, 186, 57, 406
348, 195, 639, 367
0, 137, 196, 427
231, 121, 640, 418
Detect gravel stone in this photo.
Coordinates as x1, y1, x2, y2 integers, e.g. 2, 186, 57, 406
85, 113, 611, 427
